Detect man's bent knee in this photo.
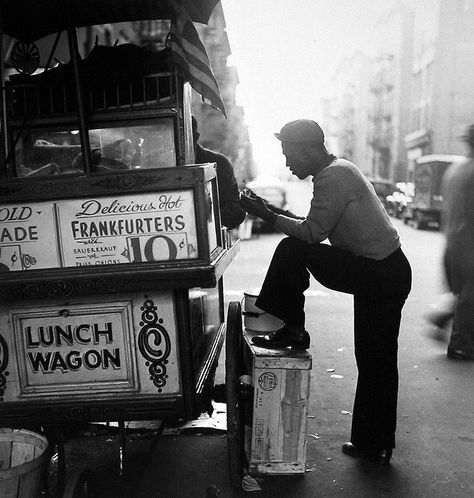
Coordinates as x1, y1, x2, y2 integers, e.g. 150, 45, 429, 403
276, 236, 308, 255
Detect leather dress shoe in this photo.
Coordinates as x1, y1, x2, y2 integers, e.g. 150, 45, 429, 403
251, 326, 310, 350
447, 348, 474, 361
342, 442, 392, 465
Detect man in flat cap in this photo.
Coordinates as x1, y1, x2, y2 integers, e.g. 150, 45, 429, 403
240, 119, 411, 465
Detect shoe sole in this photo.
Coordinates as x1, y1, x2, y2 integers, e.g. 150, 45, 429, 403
251, 340, 309, 350
447, 350, 474, 361
342, 446, 391, 465
291, 344, 310, 350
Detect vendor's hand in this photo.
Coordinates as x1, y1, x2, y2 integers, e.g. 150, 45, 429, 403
240, 192, 277, 225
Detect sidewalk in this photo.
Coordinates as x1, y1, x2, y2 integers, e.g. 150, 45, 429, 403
48, 224, 474, 497
51, 331, 474, 498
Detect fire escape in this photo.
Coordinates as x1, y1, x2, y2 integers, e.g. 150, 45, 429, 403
339, 90, 356, 160
368, 55, 394, 180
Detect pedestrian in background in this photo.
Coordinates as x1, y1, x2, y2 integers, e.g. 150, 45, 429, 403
240, 119, 412, 465
440, 124, 474, 360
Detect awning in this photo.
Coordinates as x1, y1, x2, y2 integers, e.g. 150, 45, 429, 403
0, 0, 221, 42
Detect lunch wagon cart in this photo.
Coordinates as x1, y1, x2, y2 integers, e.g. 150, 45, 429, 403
0, 1, 257, 494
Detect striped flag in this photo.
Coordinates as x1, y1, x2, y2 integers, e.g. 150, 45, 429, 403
168, 1, 226, 116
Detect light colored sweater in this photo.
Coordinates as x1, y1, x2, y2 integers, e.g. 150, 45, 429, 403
275, 158, 400, 260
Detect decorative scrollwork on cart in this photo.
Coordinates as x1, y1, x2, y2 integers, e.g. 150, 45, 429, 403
45, 280, 75, 297
75, 277, 130, 294
10, 277, 131, 300
23, 283, 44, 298
91, 175, 162, 191
0, 334, 10, 401
21, 253, 37, 269
94, 277, 130, 293
23, 281, 75, 298
0, 183, 61, 199
36, 183, 62, 196
138, 299, 171, 392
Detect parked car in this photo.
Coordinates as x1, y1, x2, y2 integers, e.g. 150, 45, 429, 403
403, 155, 464, 229
385, 182, 414, 219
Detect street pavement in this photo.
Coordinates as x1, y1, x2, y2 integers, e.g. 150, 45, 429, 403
215, 218, 473, 498
51, 218, 474, 497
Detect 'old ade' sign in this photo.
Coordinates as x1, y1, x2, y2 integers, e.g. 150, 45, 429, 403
0, 203, 59, 271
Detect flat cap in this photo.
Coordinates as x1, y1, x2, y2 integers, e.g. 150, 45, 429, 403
274, 119, 325, 144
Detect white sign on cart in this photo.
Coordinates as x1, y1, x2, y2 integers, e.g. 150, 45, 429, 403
0, 190, 199, 271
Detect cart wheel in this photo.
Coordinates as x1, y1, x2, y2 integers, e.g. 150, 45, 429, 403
226, 301, 246, 490
62, 468, 100, 498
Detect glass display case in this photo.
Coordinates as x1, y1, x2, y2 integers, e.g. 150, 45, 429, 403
14, 119, 177, 177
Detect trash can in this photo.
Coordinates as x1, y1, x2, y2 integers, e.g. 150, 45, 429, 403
0, 428, 49, 498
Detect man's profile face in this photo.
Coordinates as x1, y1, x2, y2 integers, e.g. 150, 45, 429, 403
281, 142, 312, 179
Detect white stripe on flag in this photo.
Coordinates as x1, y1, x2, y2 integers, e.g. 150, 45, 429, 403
169, 1, 225, 115
170, 43, 220, 91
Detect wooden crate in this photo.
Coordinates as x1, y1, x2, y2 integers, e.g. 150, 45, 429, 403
243, 330, 312, 475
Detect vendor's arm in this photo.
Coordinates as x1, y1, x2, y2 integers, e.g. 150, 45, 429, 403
215, 154, 247, 229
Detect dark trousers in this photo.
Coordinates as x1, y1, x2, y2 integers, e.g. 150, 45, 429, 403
256, 237, 412, 449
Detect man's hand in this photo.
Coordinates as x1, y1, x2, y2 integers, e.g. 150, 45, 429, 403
240, 192, 277, 225
240, 188, 305, 221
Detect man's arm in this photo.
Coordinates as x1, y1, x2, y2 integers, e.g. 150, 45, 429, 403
240, 194, 278, 225
240, 188, 304, 220
264, 202, 305, 220
276, 169, 348, 243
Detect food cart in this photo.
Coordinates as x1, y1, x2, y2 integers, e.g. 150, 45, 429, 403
0, 1, 248, 494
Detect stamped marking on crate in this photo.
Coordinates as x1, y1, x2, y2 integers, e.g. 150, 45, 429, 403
255, 419, 264, 436
257, 372, 277, 391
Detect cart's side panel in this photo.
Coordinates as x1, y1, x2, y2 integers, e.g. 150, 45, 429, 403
0, 291, 182, 417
